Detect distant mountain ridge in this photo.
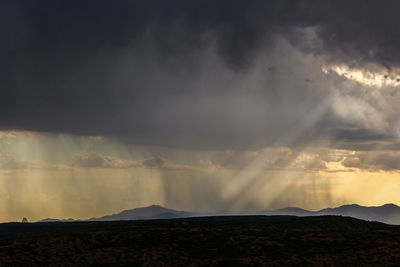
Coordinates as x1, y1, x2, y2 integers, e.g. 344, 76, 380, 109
88, 205, 195, 221
317, 203, 400, 224
38, 218, 78, 223
263, 203, 400, 224
34, 203, 400, 225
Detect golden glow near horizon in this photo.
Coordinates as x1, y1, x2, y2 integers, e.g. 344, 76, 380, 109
1, 130, 400, 222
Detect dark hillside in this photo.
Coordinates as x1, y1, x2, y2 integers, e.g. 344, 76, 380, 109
1, 216, 400, 266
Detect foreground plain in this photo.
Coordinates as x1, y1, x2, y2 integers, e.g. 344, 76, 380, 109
1, 216, 400, 266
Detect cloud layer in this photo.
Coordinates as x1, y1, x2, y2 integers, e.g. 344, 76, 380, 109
1, 0, 400, 150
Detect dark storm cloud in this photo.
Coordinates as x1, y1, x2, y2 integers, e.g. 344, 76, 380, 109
1, 0, 399, 149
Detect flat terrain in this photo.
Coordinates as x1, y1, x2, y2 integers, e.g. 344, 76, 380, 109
1, 216, 400, 266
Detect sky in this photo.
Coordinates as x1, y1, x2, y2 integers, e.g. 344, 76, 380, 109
2, 0, 400, 222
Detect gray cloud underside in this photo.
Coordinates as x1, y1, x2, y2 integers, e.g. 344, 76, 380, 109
342, 151, 400, 171
72, 151, 167, 169
0, 150, 171, 170
1, 0, 399, 149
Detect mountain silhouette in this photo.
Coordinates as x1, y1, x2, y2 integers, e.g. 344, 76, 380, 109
37, 218, 78, 223
88, 205, 195, 221
316, 203, 400, 224
35, 203, 400, 225
263, 203, 400, 224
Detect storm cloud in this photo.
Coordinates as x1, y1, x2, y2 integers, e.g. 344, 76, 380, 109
1, 0, 400, 149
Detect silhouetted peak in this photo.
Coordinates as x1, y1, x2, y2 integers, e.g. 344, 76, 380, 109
382, 203, 398, 208
90, 204, 195, 221
148, 204, 163, 208
341, 204, 361, 208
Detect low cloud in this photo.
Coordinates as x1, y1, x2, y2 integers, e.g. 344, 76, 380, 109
208, 151, 259, 169
0, 151, 69, 171
0, 152, 28, 169
342, 151, 400, 171
207, 148, 327, 171
71, 151, 192, 170
72, 152, 141, 169
141, 157, 167, 168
